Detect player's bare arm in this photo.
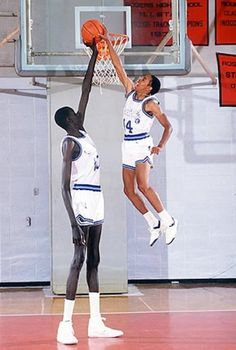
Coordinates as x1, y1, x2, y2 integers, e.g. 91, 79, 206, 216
100, 30, 134, 94
77, 41, 98, 127
61, 139, 86, 246
145, 100, 173, 155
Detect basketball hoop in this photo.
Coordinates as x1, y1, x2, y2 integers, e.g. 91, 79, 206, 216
84, 33, 129, 86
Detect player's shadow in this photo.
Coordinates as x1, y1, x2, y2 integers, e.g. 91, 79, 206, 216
160, 79, 236, 164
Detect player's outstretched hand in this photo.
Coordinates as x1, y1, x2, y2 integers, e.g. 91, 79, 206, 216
99, 25, 109, 42
87, 38, 98, 53
72, 225, 86, 246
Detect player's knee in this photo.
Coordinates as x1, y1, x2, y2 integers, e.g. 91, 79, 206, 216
71, 253, 85, 271
87, 254, 100, 270
123, 186, 128, 196
137, 183, 149, 194
124, 186, 134, 199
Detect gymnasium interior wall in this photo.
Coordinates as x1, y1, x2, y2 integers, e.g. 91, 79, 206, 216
0, 0, 235, 286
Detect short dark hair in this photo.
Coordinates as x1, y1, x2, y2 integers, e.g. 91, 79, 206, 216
54, 106, 75, 130
150, 75, 161, 95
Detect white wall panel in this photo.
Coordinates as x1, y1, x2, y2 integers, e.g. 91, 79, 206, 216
0, 78, 50, 283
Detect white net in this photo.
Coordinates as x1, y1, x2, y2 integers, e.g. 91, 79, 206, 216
84, 33, 129, 86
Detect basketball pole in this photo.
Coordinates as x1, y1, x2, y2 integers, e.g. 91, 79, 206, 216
191, 43, 217, 85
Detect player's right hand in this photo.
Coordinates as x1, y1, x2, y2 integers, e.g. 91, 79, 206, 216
72, 225, 86, 246
99, 26, 109, 42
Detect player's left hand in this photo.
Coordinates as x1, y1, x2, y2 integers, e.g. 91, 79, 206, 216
151, 145, 163, 155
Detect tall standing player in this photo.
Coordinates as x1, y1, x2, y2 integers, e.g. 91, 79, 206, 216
54, 41, 123, 344
100, 30, 178, 246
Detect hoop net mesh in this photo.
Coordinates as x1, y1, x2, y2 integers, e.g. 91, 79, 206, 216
84, 33, 129, 86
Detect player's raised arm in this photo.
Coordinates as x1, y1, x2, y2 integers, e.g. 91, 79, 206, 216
100, 30, 134, 94
76, 41, 98, 125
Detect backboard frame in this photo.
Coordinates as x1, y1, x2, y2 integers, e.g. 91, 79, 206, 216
16, 0, 191, 78
75, 6, 132, 49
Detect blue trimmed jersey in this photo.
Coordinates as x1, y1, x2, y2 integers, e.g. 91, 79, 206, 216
62, 131, 104, 226
123, 91, 159, 141
122, 91, 159, 170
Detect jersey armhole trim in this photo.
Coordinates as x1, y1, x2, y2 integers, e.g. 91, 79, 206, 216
125, 90, 134, 99
62, 136, 82, 161
142, 97, 160, 119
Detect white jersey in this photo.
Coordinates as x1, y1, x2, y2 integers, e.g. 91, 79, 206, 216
62, 131, 101, 191
123, 91, 159, 141
61, 131, 104, 226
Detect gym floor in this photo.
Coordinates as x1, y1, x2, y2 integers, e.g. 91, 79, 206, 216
1, 282, 236, 349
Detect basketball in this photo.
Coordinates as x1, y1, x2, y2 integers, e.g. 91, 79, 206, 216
81, 19, 105, 46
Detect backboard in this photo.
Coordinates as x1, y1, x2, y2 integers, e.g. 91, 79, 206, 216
16, 0, 191, 78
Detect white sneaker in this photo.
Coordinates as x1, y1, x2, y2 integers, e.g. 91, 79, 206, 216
88, 317, 124, 338
56, 321, 78, 345
165, 218, 178, 245
149, 221, 161, 246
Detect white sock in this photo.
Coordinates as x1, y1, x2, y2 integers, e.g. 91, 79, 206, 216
143, 211, 159, 228
89, 292, 101, 319
158, 209, 173, 226
63, 299, 75, 322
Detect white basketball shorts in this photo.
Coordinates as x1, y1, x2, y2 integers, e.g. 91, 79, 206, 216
72, 187, 104, 226
122, 136, 154, 170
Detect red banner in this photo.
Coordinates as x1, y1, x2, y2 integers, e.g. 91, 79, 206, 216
187, 0, 209, 45
124, 0, 172, 46
215, 0, 236, 44
124, 0, 209, 46
216, 53, 236, 106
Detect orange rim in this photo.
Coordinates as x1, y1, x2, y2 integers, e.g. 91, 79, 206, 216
97, 40, 110, 60
96, 34, 129, 61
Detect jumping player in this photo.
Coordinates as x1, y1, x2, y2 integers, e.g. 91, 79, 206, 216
54, 41, 123, 344
100, 30, 178, 246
